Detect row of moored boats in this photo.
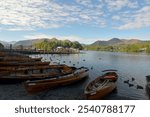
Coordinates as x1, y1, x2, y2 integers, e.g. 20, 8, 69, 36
0, 51, 118, 99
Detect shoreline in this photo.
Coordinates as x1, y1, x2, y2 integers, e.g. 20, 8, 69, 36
1, 49, 80, 55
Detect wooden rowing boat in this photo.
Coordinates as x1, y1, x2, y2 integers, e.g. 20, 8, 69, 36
0, 65, 53, 72
0, 72, 61, 84
0, 64, 74, 76
0, 57, 42, 62
84, 71, 118, 100
0, 66, 50, 71
24, 67, 89, 94
0, 61, 50, 66
0, 52, 29, 58
0, 65, 76, 84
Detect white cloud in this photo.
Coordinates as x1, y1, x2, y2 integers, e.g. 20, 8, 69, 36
7, 27, 34, 31
105, 0, 139, 11
76, 0, 92, 6
0, 0, 72, 29
112, 16, 120, 20
0, 0, 105, 30
117, 6, 150, 30
0, 0, 149, 31
144, 0, 150, 4
127, 1, 139, 8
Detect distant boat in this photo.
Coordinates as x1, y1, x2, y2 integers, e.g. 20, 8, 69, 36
84, 70, 118, 100
24, 67, 89, 94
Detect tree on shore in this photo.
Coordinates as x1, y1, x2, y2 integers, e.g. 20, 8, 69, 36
34, 38, 83, 51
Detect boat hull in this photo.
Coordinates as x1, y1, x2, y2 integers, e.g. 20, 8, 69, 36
24, 67, 89, 94
0, 65, 76, 84
84, 71, 118, 100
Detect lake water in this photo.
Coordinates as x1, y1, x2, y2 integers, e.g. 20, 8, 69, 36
0, 51, 150, 100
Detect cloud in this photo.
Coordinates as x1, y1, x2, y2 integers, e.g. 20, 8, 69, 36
117, 6, 150, 30
0, 0, 105, 30
144, 0, 150, 4
0, 0, 68, 29
0, 0, 149, 31
104, 0, 139, 11
112, 16, 120, 21
7, 27, 34, 31
76, 0, 92, 6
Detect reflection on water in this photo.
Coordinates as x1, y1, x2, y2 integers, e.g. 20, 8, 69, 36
0, 51, 149, 99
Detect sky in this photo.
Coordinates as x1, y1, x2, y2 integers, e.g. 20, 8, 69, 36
0, 0, 150, 44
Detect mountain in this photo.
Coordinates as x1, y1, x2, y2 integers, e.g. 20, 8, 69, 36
0, 40, 10, 48
13, 38, 48, 47
0, 40, 17, 48
0, 40, 8, 46
0, 42, 4, 49
122, 39, 141, 44
91, 40, 107, 46
91, 38, 123, 46
91, 38, 141, 46
8, 41, 16, 45
0, 38, 145, 49
108, 38, 123, 44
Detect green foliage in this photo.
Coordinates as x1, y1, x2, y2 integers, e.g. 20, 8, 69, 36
84, 41, 150, 53
33, 38, 83, 51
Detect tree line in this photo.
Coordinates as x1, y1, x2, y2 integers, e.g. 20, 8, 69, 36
34, 38, 83, 50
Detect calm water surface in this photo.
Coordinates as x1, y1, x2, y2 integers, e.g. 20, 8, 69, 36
0, 51, 149, 100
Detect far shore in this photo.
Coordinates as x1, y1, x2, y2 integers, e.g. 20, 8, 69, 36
1, 49, 80, 55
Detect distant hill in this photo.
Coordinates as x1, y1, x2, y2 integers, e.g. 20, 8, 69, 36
13, 38, 83, 50
91, 38, 141, 46
0, 43, 4, 49
122, 39, 142, 44
0, 40, 17, 48
0, 40, 9, 47
13, 38, 49, 48
85, 38, 150, 53
0, 37, 147, 49
1, 38, 83, 49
